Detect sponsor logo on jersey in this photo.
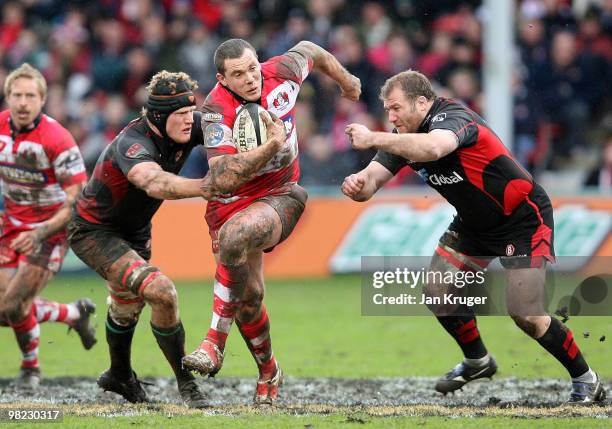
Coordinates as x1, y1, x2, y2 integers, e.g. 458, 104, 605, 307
418, 169, 464, 186
272, 91, 290, 111
55, 148, 85, 175
125, 143, 148, 159
203, 112, 223, 123
432, 113, 447, 123
205, 123, 224, 148
0, 163, 47, 185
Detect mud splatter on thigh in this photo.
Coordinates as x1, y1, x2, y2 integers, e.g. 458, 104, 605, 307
257, 184, 307, 244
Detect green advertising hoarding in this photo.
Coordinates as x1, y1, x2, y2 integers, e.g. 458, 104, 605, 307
330, 203, 611, 273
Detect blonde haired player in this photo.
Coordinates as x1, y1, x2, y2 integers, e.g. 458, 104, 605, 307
0, 63, 96, 390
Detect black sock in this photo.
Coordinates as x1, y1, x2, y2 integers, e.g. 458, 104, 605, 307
105, 313, 137, 379
536, 317, 589, 378
436, 306, 488, 360
151, 321, 194, 381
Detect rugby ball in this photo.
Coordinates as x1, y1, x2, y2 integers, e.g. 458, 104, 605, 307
232, 103, 268, 152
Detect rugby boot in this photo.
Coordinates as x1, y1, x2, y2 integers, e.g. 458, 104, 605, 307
16, 367, 41, 391
177, 377, 209, 408
253, 363, 283, 405
97, 369, 149, 403
435, 356, 497, 394
68, 298, 97, 350
182, 340, 224, 377
567, 373, 606, 404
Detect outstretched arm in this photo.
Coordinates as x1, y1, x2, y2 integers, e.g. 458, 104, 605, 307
289, 40, 361, 101
202, 112, 287, 195
346, 124, 459, 162
127, 163, 215, 200
128, 113, 287, 199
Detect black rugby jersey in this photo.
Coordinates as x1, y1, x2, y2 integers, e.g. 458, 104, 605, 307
374, 98, 546, 231
75, 112, 203, 231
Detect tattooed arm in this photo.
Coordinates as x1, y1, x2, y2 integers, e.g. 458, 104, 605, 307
288, 41, 361, 101
10, 183, 84, 254
128, 163, 216, 200
202, 112, 287, 195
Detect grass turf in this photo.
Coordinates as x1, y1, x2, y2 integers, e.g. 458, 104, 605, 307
59, 416, 609, 428
1, 274, 610, 427
0, 274, 610, 380
2, 407, 611, 429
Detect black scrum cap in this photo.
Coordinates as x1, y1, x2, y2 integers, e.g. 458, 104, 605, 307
146, 75, 196, 140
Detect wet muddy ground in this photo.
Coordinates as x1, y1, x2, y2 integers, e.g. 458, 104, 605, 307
0, 376, 611, 417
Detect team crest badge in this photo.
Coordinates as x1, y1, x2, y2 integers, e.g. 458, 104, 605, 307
125, 143, 147, 159
272, 92, 290, 110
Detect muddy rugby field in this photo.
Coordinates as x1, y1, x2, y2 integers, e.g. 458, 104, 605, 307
1, 376, 610, 418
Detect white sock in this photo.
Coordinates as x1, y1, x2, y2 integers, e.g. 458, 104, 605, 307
66, 304, 80, 323
463, 353, 490, 367
572, 368, 596, 383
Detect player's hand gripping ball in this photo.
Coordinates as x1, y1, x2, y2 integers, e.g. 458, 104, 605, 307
233, 103, 270, 152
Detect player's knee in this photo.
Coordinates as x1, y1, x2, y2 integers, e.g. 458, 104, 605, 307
108, 298, 145, 326
423, 282, 455, 316
219, 224, 248, 265
0, 303, 9, 326
2, 300, 30, 324
1, 303, 17, 324
510, 314, 538, 337
143, 275, 178, 313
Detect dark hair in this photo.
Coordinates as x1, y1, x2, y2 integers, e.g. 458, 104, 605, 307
379, 70, 436, 102
214, 39, 257, 74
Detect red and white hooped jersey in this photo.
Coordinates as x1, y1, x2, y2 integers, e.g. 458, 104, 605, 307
202, 52, 313, 230
0, 110, 87, 226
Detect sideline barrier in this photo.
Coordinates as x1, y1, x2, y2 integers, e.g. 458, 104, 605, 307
151, 195, 612, 279
61, 195, 612, 279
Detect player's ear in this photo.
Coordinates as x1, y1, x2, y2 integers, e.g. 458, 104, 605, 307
416, 95, 429, 110
216, 73, 226, 87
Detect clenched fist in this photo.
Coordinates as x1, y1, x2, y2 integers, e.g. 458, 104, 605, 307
345, 123, 373, 151
341, 173, 366, 201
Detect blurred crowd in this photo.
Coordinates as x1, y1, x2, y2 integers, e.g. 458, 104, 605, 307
0, 0, 610, 189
